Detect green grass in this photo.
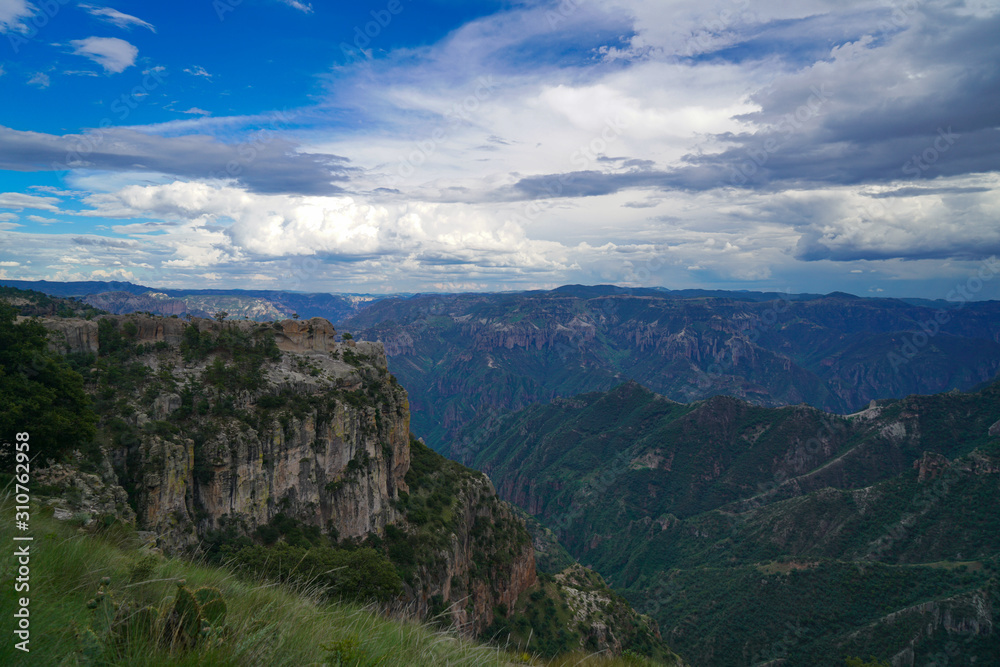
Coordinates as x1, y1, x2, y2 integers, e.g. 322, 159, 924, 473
0, 498, 671, 667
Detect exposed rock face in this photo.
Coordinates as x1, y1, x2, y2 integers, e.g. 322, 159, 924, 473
343, 290, 1000, 452
914, 451, 950, 482
35, 457, 136, 526
275, 317, 338, 352
35, 313, 535, 636
863, 588, 998, 667
38, 314, 354, 355
32, 316, 100, 354
400, 476, 536, 635
112, 331, 411, 553
84, 291, 193, 317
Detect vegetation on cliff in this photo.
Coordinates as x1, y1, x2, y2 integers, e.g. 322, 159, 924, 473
0, 301, 97, 465
0, 502, 674, 667
0, 288, 679, 664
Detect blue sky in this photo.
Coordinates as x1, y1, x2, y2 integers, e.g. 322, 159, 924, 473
1, 0, 999, 298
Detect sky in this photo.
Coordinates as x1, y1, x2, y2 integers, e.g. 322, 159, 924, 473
1, 0, 999, 298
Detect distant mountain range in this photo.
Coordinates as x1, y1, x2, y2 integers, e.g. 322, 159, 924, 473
341, 286, 1000, 451
0, 279, 390, 323
460, 379, 1000, 665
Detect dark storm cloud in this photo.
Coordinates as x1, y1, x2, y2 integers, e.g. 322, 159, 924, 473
503, 10, 1000, 201
0, 126, 354, 196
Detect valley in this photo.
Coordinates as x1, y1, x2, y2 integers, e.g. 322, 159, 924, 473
3, 280, 999, 666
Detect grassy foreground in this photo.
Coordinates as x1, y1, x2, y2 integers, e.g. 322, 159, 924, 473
0, 498, 668, 667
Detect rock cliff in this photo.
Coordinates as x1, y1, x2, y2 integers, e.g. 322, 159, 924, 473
35, 313, 536, 637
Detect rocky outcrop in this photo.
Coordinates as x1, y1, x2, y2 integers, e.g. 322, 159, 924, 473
400, 476, 536, 635
32, 316, 100, 354
109, 330, 410, 553
914, 451, 950, 482
37, 314, 356, 355
35, 456, 136, 526
33, 313, 535, 637
84, 291, 193, 317
847, 587, 997, 667
274, 317, 339, 352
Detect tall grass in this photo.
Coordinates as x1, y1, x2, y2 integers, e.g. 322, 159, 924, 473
0, 499, 672, 666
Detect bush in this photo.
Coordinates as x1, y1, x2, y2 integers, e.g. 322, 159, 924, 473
225, 543, 403, 604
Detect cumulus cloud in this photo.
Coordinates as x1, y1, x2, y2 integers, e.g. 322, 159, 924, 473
82, 181, 572, 272
79, 4, 155, 32
70, 36, 138, 73
3, 0, 999, 293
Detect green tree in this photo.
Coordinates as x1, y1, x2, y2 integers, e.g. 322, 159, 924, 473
0, 302, 97, 463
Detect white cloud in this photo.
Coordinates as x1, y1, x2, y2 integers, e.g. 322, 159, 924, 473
79, 4, 155, 32
27, 72, 49, 88
0, 192, 62, 211
89, 268, 138, 281
180, 107, 211, 116
0, 261, 20, 266
27, 214, 60, 224
183, 65, 212, 79
70, 36, 138, 73
0, 222, 22, 230
278, 0, 312, 13
0, 0, 34, 34
75, 181, 597, 284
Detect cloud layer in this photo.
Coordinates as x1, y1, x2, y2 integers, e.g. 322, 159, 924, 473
1, 0, 998, 297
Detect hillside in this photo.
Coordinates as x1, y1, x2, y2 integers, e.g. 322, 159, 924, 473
0, 500, 678, 667
461, 380, 1000, 664
0, 290, 679, 663
341, 288, 1000, 453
